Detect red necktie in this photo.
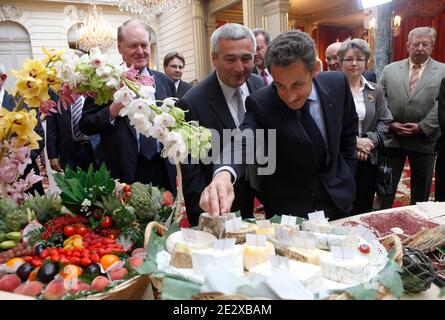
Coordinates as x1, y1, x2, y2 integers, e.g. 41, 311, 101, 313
261, 69, 269, 85
409, 64, 420, 95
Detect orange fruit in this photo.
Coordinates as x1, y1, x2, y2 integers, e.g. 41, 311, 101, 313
29, 268, 39, 281
60, 264, 82, 279
100, 254, 120, 270
6, 257, 24, 268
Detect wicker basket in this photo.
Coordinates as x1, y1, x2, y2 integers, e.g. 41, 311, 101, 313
145, 223, 404, 300
402, 225, 445, 253
84, 274, 151, 300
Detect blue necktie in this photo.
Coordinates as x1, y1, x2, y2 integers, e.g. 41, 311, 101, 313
300, 100, 327, 168
139, 135, 158, 160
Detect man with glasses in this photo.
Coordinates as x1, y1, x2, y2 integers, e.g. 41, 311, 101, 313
376, 27, 445, 209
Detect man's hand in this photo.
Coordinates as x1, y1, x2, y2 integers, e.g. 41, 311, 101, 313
109, 102, 125, 120
50, 158, 62, 172
390, 122, 421, 136
199, 171, 235, 216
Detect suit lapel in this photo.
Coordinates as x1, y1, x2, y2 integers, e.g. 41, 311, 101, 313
362, 86, 376, 133
208, 73, 237, 129
314, 78, 336, 163
246, 76, 261, 93
400, 59, 410, 97
411, 59, 435, 97
2, 91, 16, 110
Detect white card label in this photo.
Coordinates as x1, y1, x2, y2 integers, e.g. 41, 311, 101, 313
354, 225, 376, 243
246, 233, 267, 247
280, 215, 297, 228
213, 238, 236, 251
256, 220, 272, 229
225, 217, 242, 233
270, 255, 289, 269
274, 226, 291, 241
331, 246, 354, 260
293, 237, 316, 250
308, 210, 326, 223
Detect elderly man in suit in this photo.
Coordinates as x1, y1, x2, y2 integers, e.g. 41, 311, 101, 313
251, 28, 273, 86
163, 51, 192, 99
0, 63, 45, 195
79, 20, 176, 193
177, 23, 264, 226
377, 27, 445, 208
200, 30, 358, 220
435, 77, 445, 201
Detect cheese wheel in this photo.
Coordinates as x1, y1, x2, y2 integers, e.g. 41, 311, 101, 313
166, 230, 216, 253
198, 212, 233, 238
243, 241, 275, 270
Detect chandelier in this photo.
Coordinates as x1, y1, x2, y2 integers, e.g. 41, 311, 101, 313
107, 0, 190, 18
78, 4, 116, 53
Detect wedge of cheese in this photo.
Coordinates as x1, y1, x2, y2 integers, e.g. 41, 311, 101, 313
320, 254, 371, 284
170, 243, 194, 268
243, 241, 275, 270
191, 245, 244, 276
302, 221, 331, 234
283, 246, 328, 265
225, 222, 257, 244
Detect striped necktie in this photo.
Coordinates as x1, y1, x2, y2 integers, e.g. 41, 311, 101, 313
261, 69, 269, 85
409, 64, 421, 95
234, 88, 245, 126
71, 96, 87, 141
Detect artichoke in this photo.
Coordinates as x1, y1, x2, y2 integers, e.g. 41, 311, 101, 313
4, 209, 29, 232
127, 183, 162, 222
0, 197, 18, 220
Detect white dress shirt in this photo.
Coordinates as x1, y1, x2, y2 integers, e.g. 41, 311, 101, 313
0, 88, 5, 107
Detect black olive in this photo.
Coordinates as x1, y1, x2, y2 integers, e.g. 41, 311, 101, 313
34, 243, 46, 255
16, 262, 33, 281
37, 262, 60, 283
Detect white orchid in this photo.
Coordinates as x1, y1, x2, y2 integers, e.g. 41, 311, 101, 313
150, 125, 170, 143
139, 85, 156, 101
114, 86, 136, 106
153, 112, 176, 128
162, 131, 187, 162
120, 98, 154, 120
130, 113, 153, 137
160, 97, 178, 112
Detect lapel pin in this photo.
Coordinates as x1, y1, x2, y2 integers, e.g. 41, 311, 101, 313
367, 94, 374, 102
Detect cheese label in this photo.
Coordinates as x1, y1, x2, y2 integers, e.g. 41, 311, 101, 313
280, 215, 297, 228
270, 255, 289, 269
354, 225, 376, 243
246, 233, 267, 247
181, 228, 200, 242
275, 226, 291, 241
308, 210, 326, 223
225, 217, 242, 233
294, 237, 316, 250
213, 238, 236, 251
331, 246, 354, 261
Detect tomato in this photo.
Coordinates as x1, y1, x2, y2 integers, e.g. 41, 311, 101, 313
91, 208, 104, 220
69, 257, 81, 265
59, 257, 70, 265
80, 257, 92, 267
100, 216, 113, 228
63, 225, 76, 237
90, 253, 100, 263
75, 225, 89, 236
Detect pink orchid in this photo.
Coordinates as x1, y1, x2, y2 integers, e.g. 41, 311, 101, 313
123, 65, 138, 81
6, 172, 42, 202
87, 91, 98, 100
39, 99, 58, 117
0, 162, 19, 184
139, 74, 156, 87
59, 83, 79, 110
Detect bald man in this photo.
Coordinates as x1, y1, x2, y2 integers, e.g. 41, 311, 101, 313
325, 42, 342, 71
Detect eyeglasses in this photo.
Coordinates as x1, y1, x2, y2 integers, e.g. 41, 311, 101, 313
411, 42, 433, 48
341, 58, 366, 64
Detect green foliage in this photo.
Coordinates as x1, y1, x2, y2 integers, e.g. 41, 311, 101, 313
0, 197, 18, 220
344, 284, 378, 300
96, 195, 121, 215
377, 258, 404, 299
161, 275, 201, 300
127, 183, 162, 222
53, 164, 115, 213
21, 192, 63, 223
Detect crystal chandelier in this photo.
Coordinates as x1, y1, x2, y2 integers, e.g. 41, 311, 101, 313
78, 4, 116, 53
108, 0, 190, 19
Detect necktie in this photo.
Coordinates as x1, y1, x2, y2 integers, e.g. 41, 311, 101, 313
261, 69, 269, 85
409, 64, 420, 95
139, 135, 158, 160
71, 96, 87, 141
234, 88, 245, 126
300, 100, 327, 168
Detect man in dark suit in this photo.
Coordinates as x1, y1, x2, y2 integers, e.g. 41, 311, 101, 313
163, 52, 192, 99
177, 23, 264, 226
251, 28, 273, 86
435, 77, 445, 201
0, 64, 45, 195
79, 20, 176, 193
46, 90, 99, 172
200, 30, 358, 220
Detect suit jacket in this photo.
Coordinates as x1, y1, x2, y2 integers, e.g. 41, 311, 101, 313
46, 91, 98, 171
176, 80, 193, 99
436, 77, 445, 152
79, 69, 177, 190
178, 72, 265, 224
3, 91, 45, 194
360, 81, 393, 165
380, 58, 445, 153
216, 71, 358, 218
363, 71, 377, 83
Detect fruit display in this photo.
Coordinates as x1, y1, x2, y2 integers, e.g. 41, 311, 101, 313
0, 165, 175, 300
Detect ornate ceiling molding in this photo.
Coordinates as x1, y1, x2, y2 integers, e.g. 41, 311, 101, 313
393, 0, 445, 17
0, 3, 23, 21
